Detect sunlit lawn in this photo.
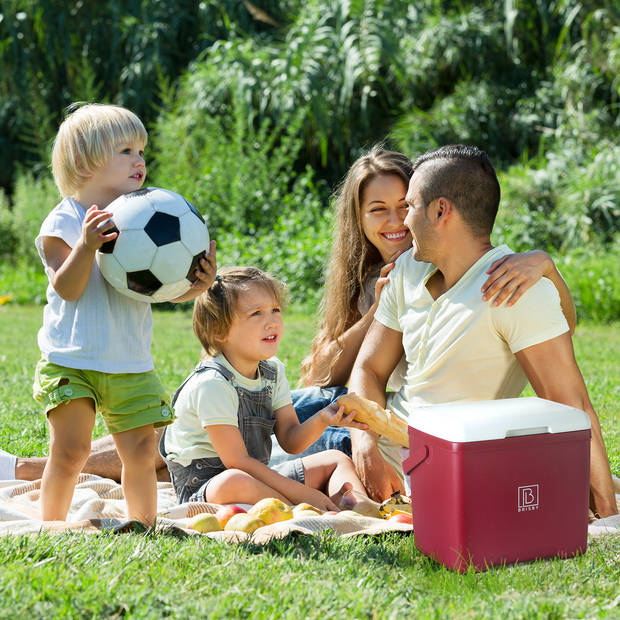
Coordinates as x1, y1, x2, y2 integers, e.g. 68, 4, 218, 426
0, 305, 618, 618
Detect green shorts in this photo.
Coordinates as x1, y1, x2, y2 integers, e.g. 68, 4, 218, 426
33, 359, 174, 434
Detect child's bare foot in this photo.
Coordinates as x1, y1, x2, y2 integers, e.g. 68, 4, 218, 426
329, 481, 353, 508
337, 486, 383, 517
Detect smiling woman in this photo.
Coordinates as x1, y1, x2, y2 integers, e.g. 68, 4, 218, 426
359, 174, 411, 264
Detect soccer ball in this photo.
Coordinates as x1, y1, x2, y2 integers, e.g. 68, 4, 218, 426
96, 187, 209, 303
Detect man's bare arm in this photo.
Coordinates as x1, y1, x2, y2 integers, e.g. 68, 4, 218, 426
348, 320, 405, 501
515, 333, 617, 517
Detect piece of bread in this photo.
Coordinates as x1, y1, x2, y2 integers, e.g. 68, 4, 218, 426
337, 393, 409, 448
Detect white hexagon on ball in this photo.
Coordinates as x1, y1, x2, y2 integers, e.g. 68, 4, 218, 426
109, 192, 156, 231
113, 229, 157, 272
150, 241, 192, 284
96, 187, 209, 303
179, 210, 209, 256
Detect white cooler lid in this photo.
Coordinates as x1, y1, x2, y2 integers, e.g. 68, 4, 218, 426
405, 397, 591, 442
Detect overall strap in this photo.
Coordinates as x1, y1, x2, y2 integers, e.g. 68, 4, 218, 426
257, 359, 277, 382
170, 360, 232, 408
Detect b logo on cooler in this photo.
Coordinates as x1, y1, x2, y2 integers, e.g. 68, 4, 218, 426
518, 484, 539, 512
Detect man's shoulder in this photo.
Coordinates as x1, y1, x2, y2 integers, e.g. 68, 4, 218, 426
489, 274, 568, 353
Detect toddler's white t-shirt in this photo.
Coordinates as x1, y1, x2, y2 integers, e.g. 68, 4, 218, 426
36, 197, 154, 373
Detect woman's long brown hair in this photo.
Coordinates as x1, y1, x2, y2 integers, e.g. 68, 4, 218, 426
300, 146, 413, 386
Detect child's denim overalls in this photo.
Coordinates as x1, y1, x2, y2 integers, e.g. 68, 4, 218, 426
160, 360, 279, 503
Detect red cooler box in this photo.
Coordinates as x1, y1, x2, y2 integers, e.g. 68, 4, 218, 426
402, 397, 591, 572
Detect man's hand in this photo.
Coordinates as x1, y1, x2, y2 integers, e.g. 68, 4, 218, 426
351, 429, 403, 502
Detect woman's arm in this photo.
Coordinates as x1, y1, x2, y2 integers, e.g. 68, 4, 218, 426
205, 424, 339, 510
481, 250, 577, 334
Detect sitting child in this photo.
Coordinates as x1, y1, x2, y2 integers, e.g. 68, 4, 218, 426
161, 267, 369, 511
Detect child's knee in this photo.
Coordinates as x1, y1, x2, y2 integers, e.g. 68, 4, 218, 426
207, 469, 252, 501
115, 426, 156, 467
322, 449, 353, 467
50, 438, 90, 471
132, 428, 156, 456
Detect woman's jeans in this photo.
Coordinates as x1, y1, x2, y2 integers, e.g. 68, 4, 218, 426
268, 385, 350, 465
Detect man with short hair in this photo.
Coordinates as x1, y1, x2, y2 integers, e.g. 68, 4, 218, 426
349, 145, 617, 518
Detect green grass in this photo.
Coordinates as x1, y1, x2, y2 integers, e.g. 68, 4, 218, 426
0, 305, 619, 619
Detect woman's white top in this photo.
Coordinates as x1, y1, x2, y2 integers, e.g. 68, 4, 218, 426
36, 197, 154, 373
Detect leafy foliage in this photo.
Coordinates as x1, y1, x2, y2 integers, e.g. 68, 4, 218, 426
0, 0, 619, 312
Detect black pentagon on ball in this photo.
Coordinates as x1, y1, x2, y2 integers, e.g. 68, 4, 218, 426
185, 252, 205, 283
127, 270, 162, 296
98, 225, 120, 254
144, 212, 180, 246
184, 198, 205, 223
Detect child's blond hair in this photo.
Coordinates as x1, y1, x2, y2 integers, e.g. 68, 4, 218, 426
51, 103, 148, 197
194, 267, 287, 357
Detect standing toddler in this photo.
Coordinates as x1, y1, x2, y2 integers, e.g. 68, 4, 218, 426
34, 103, 215, 524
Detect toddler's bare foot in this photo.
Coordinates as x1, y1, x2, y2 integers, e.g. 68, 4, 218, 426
329, 481, 353, 507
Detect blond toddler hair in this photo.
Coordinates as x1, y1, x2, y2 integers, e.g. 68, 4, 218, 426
51, 103, 147, 197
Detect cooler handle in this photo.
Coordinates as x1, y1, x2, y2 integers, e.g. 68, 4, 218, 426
505, 426, 550, 438
403, 445, 429, 475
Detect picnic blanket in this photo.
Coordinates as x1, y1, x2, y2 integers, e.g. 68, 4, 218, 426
0, 474, 618, 541
0, 474, 412, 541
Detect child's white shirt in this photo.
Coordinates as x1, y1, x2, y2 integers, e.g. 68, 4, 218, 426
164, 354, 292, 466
36, 197, 154, 373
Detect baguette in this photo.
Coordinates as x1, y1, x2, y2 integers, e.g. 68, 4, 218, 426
337, 393, 409, 448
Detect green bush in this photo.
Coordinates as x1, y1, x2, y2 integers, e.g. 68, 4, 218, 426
494, 143, 620, 252
151, 91, 332, 304
0, 260, 47, 304
556, 243, 620, 323
2, 173, 60, 266
216, 180, 332, 307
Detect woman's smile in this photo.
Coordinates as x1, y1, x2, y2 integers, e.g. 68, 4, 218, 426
381, 230, 409, 241
361, 174, 412, 263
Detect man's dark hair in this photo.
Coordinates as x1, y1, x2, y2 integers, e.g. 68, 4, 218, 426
412, 145, 500, 237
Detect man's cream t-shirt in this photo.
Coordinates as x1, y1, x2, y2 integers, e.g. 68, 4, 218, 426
373, 245, 569, 475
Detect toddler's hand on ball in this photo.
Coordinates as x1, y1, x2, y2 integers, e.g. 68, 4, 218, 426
82, 205, 117, 251
190, 240, 217, 292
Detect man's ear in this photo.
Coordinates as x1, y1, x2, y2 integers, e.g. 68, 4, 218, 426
434, 197, 455, 223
